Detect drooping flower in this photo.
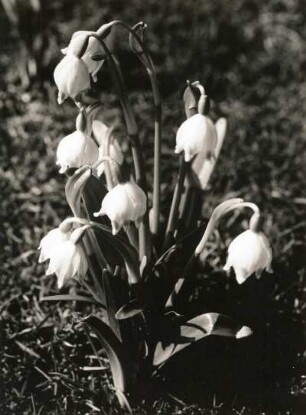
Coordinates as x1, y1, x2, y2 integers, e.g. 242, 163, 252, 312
46, 240, 88, 289
56, 130, 98, 173
94, 182, 147, 234
38, 225, 71, 264
62, 31, 104, 82
223, 229, 272, 284
54, 54, 91, 104
175, 113, 217, 162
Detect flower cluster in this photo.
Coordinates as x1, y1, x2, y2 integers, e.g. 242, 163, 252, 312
40, 26, 273, 290
37, 20, 274, 408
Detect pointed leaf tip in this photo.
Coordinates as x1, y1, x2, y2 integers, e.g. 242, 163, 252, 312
235, 325, 253, 339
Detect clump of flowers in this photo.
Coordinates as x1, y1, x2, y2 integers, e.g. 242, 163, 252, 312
39, 20, 272, 410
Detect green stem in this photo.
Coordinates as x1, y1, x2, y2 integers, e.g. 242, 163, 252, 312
92, 33, 151, 262
98, 20, 162, 239
152, 96, 162, 238
166, 200, 260, 307
162, 156, 189, 251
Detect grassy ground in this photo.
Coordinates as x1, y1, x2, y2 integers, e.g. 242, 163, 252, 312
1, 0, 306, 414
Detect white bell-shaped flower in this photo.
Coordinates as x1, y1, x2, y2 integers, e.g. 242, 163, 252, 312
223, 230, 272, 284
175, 113, 217, 162
56, 130, 98, 173
94, 182, 147, 234
54, 54, 91, 104
62, 31, 104, 82
38, 226, 71, 264
46, 240, 88, 289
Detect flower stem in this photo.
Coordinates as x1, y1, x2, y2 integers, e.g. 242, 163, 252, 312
98, 20, 162, 239
166, 199, 260, 307
162, 156, 189, 251
195, 200, 260, 256
92, 33, 152, 262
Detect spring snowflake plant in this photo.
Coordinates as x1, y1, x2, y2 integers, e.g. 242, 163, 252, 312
39, 21, 272, 410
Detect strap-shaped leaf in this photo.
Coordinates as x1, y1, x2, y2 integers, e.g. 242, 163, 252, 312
41, 295, 99, 305
102, 269, 125, 340
83, 316, 133, 409
145, 224, 205, 309
89, 222, 141, 284
82, 173, 108, 223
115, 299, 143, 320
154, 223, 205, 269
65, 166, 91, 216
153, 313, 252, 366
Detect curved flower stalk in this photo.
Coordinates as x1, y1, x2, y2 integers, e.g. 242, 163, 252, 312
94, 182, 147, 235
54, 54, 91, 104
96, 140, 124, 178
166, 200, 272, 308
84, 104, 109, 140
95, 20, 162, 237
91, 118, 109, 145
83, 104, 124, 186
87, 114, 124, 182
195, 200, 272, 284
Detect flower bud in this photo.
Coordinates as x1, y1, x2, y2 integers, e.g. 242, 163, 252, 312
54, 55, 91, 104
94, 182, 147, 234
129, 22, 146, 54
62, 31, 104, 82
38, 226, 71, 264
56, 130, 99, 174
223, 229, 272, 284
175, 113, 217, 162
46, 240, 88, 289
183, 83, 198, 118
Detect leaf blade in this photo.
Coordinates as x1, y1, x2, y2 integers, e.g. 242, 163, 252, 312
83, 315, 134, 409
153, 313, 252, 366
40, 295, 99, 305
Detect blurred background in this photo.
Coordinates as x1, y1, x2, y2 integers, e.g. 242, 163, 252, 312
1, 0, 306, 414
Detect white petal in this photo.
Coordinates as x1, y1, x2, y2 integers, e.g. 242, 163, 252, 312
234, 267, 250, 284
56, 131, 98, 171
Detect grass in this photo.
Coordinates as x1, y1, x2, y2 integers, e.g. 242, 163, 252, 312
1, 0, 306, 413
